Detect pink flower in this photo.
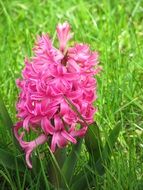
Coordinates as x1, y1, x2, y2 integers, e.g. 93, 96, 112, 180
14, 22, 100, 168
56, 22, 73, 52
14, 122, 47, 169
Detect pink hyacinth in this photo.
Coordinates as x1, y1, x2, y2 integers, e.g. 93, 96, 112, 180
14, 22, 100, 168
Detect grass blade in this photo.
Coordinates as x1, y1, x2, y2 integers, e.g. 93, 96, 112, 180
0, 148, 25, 172
48, 147, 70, 190
95, 123, 122, 175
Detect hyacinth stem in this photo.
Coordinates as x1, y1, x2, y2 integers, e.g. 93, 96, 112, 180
61, 51, 68, 66
49, 148, 67, 189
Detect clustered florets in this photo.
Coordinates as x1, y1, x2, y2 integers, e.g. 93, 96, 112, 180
14, 22, 100, 168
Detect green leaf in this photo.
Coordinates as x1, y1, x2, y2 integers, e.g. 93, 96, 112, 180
48, 148, 67, 188
0, 95, 13, 133
72, 123, 122, 190
0, 148, 25, 172
48, 147, 70, 190
102, 123, 122, 163
95, 123, 122, 175
72, 174, 88, 190
36, 148, 51, 190
0, 170, 11, 186
71, 169, 91, 190
85, 122, 103, 163
62, 138, 83, 185
0, 95, 21, 150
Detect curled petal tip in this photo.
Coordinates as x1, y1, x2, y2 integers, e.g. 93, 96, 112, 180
14, 122, 47, 168
26, 150, 33, 169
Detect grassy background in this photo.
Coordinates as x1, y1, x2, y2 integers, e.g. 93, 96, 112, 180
0, 0, 143, 189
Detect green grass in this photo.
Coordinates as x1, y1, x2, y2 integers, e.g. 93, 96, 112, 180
0, 0, 143, 189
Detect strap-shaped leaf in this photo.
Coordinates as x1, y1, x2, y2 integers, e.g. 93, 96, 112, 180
0, 95, 13, 133
61, 138, 83, 185
71, 170, 91, 190
101, 123, 122, 163
0, 148, 25, 172
95, 123, 122, 175
48, 147, 70, 190
85, 122, 103, 163
71, 124, 122, 189
0, 95, 21, 150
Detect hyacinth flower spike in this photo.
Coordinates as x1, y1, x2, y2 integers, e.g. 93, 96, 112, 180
14, 22, 100, 168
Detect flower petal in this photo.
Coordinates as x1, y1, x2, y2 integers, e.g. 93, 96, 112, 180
14, 122, 47, 169
51, 134, 57, 152
56, 22, 73, 52
41, 117, 55, 134
54, 115, 63, 131
61, 130, 77, 144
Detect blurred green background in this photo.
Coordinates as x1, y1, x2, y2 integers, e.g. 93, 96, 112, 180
0, 0, 143, 189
